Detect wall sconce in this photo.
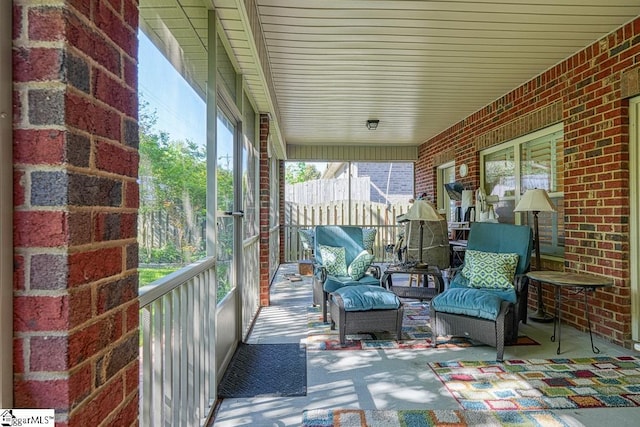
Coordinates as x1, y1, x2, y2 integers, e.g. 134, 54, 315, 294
366, 119, 379, 130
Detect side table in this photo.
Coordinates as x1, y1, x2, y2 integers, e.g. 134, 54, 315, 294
381, 264, 445, 300
526, 271, 613, 355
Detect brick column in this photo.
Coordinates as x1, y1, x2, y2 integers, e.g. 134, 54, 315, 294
258, 114, 270, 306
13, 2, 139, 425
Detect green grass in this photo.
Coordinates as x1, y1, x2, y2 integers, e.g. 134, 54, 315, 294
139, 266, 181, 287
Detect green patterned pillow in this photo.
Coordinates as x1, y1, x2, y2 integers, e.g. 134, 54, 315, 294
318, 245, 348, 276
348, 250, 375, 280
298, 228, 314, 252
464, 250, 519, 290
362, 228, 377, 252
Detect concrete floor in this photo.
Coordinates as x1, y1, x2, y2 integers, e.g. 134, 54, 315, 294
212, 263, 640, 427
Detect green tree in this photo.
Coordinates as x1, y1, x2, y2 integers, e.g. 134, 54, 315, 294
138, 100, 207, 264
285, 162, 321, 184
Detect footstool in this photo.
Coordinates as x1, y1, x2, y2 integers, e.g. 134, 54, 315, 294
329, 284, 404, 344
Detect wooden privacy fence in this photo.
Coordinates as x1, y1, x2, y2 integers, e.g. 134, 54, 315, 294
285, 177, 370, 206
283, 201, 412, 262
139, 209, 205, 262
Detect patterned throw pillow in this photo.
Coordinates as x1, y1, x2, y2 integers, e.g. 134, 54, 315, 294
348, 250, 375, 280
463, 250, 519, 290
318, 245, 348, 276
298, 228, 314, 252
362, 228, 377, 253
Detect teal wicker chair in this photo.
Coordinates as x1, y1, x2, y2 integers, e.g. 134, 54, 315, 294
312, 226, 381, 322
430, 222, 533, 361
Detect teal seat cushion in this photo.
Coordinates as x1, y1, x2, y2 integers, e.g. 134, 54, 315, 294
333, 284, 400, 312
449, 271, 471, 289
431, 287, 514, 320
448, 273, 517, 304
450, 258, 518, 305
323, 274, 379, 293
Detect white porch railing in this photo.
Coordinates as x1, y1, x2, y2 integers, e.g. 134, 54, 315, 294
284, 224, 403, 262
283, 201, 412, 262
139, 257, 217, 427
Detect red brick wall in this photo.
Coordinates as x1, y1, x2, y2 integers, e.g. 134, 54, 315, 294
13, 2, 139, 425
259, 114, 270, 306
416, 17, 640, 347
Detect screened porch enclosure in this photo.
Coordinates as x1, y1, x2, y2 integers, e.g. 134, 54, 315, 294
283, 161, 416, 262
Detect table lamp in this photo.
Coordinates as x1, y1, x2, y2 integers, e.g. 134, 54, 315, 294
514, 188, 556, 322
403, 200, 442, 268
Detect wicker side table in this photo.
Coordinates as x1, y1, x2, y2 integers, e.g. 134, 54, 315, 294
381, 264, 445, 300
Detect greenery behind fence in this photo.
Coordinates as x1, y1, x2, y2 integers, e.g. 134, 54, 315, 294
138, 101, 233, 295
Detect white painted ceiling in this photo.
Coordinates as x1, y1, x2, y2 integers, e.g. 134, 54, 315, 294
140, 0, 640, 151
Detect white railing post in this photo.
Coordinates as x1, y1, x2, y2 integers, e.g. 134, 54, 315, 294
139, 257, 216, 427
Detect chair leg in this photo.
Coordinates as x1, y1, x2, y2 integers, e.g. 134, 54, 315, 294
496, 304, 507, 361
496, 339, 505, 362
338, 298, 347, 344
322, 291, 329, 323
430, 307, 438, 348
396, 305, 404, 340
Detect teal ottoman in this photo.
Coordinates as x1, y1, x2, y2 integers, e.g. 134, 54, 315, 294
329, 285, 404, 344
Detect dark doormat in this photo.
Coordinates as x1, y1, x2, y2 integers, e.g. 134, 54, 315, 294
217, 343, 307, 398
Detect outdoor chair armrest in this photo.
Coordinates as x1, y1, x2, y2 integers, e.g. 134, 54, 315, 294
367, 264, 381, 279
514, 273, 529, 294
314, 264, 327, 283
446, 265, 463, 280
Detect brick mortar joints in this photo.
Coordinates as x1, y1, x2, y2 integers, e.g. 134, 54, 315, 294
65, 165, 140, 182
14, 331, 68, 341
67, 374, 126, 419
65, 83, 130, 120
16, 163, 139, 183
68, 206, 138, 214
101, 391, 139, 427
13, 206, 69, 214
13, 39, 66, 50
14, 76, 133, 131
13, 81, 66, 91
14, 371, 70, 382
22, 1, 138, 66
64, 44, 136, 92
65, 309, 137, 342
66, 238, 137, 255
13, 94, 133, 149
13, 288, 69, 298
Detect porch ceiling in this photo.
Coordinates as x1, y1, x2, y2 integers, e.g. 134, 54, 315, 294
140, 0, 640, 152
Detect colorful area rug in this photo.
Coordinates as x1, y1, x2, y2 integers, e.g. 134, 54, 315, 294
306, 301, 539, 350
301, 408, 583, 426
429, 356, 640, 410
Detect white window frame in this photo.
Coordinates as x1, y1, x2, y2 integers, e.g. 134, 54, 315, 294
480, 123, 564, 259
630, 97, 640, 342
436, 161, 455, 220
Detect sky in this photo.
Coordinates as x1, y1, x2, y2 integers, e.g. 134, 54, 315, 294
138, 31, 206, 148
137, 30, 325, 173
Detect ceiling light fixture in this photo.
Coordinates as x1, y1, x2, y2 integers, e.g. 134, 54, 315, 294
366, 119, 379, 130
